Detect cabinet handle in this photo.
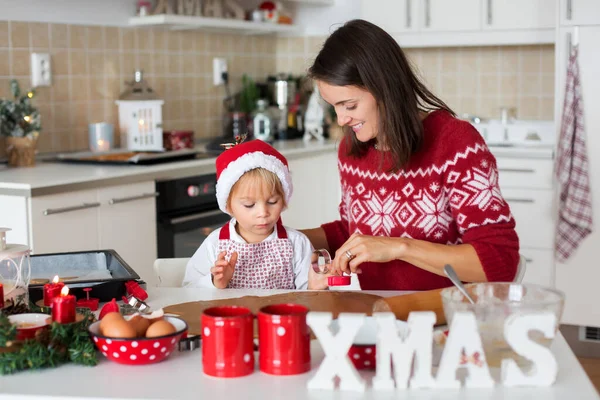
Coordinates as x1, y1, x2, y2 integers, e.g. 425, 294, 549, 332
108, 192, 159, 205
498, 168, 535, 173
43, 202, 101, 216
525, 257, 533, 263
425, 0, 430, 27
505, 198, 535, 203
566, 32, 573, 61
487, 0, 493, 24
566, 0, 572, 20
406, 0, 411, 28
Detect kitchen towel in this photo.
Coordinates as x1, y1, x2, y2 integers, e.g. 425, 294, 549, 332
555, 45, 593, 262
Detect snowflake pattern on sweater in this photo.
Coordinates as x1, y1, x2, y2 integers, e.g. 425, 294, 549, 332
322, 111, 520, 290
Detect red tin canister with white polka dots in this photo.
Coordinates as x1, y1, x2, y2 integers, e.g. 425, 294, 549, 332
258, 304, 311, 375
201, 306, 255, 378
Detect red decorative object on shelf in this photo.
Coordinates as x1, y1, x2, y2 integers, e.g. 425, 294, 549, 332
0, 282, 4, 309
52, 286, 76, 324
76, 288, 100, 311
163, 131, 194, 151
43, 275, 65, 306
125, 280, 148, 301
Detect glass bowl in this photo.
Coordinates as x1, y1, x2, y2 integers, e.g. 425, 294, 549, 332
440, 282, 565, 368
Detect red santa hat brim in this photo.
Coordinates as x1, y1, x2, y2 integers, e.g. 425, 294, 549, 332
216, 150, 293, 215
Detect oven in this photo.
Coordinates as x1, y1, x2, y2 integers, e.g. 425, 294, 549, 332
156, 174, 230, 259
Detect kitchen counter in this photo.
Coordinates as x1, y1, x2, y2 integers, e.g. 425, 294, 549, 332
0, 140, 338, 197
0, 287, 597, 400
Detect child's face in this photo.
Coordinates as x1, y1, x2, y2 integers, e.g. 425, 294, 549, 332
227, 175, 285, 243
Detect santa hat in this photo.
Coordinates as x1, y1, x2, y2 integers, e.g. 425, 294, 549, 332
215, 140, 293, 214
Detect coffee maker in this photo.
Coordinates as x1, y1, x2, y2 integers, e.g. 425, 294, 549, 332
267, 74, 300, 140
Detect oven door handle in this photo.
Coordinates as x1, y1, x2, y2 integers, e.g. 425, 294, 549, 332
167, 209, 226, 225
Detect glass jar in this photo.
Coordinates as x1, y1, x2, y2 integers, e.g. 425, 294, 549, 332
252, 99, 274, 142
0, 228, 31, 307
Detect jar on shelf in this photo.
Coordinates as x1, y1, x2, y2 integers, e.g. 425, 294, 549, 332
0, 228, 31, 308
137, 0, 152, 17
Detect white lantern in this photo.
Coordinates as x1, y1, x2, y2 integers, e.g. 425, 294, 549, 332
116, 70, 164, 151
0, 228, 31, 307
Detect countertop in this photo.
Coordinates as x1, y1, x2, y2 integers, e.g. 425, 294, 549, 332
0, 140, 338, 197
0, 138, 554, 198
0, 287, 596, 400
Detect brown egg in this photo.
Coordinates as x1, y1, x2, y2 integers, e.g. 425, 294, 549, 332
99, 312, 124, 335
145, 320, 176, 338
102, 319, 137, 339
128, 315, 151, 337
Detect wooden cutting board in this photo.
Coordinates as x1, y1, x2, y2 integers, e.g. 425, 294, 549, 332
163, 291, 383, 336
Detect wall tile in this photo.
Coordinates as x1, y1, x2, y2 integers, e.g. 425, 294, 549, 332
0, 21, 9, 47
52, 50, 69, 76
10, 22, 29, 48
11, 49, 30, 76
30, 22, 49, 49
50, 24, 69, 49
0, 49, 9, 76
69, 25, 86, 49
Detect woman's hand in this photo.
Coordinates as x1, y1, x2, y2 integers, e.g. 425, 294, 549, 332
331, 233, 407, 275
211, 251, 238, 289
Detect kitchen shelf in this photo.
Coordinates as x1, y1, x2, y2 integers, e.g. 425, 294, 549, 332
128, 14, 302, 35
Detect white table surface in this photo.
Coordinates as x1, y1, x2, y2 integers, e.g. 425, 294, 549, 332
0, 288, 598, 400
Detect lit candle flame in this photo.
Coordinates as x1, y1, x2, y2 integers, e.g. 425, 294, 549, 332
52, 275, 59, 284
61, 286, 69, 296
23, 115, 31, 122
138, 119, 144, 125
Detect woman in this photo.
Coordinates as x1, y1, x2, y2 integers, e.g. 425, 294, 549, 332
302, 19, 519, 291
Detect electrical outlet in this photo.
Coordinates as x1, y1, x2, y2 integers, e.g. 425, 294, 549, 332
213, 58, 228, 86
30, 53, 52, 87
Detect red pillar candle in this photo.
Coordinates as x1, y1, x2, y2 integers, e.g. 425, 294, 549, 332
52, 286, 76, 323
43, 275, 65, 306
0, 283, 4, 309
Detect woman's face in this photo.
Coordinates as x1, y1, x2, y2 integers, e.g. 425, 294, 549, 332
317, 81, 379, 143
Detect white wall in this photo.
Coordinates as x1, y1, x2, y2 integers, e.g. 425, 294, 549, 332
293, 0, 361, 36
0, 0, 137, 26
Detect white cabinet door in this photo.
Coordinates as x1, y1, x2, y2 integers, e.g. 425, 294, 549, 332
520, 248, 553, 287
361, 0, 416, 33
484, 0, 555, 30
503, 188, 554, 249
560, 0, 600, 26
284, 151, 340, 230
97, 181, 158, 287
555, 25, 600, 328
30, 189, 100, 254
421, 0, 481, 31
0, 195, 29, 247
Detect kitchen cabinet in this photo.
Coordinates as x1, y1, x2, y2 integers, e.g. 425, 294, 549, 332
357, 0, 554, 46
30, 188, 100, 255
493, 154, 555, 287
420, 0, 481, 32
560, 0, 600, 26
283, 150, 340, 230
483, 0, 555, 30
360, 0, 418, 33
554, 24, 600, 328
97, 181, 158, 287
0, 181, 158, 287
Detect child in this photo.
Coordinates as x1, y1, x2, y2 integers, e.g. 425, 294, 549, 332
182, 139, 321, 289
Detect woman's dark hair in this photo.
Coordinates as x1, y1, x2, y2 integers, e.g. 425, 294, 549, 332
308, 19, 454, 172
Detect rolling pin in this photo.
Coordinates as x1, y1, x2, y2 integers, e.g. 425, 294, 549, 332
372, 288, 446, 325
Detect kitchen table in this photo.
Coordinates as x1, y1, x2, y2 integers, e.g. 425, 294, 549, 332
0, 288, 598, 400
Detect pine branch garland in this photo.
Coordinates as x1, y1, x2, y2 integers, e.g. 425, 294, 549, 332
0, 79, 42, 138
0, 300, 98, 375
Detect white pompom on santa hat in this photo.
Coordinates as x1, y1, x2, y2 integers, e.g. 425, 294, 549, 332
215, 139, 293, 215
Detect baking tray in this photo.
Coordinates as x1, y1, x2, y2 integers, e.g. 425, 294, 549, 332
50, 148, 213, 165
28, 249, 144, 303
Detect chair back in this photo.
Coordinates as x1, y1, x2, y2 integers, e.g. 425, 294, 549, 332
513, 255, 527, 283
153, 258, 190, 287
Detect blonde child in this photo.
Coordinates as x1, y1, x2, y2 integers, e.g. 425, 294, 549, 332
182, 139, 325, 289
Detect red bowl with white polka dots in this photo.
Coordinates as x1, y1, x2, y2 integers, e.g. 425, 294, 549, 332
88, 316, 188, 365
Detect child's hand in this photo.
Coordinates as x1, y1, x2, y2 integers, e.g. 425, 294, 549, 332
307, 264, 336, 290
211, 251, 238, 289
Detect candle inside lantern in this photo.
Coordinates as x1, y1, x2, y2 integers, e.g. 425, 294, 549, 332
96, 139, 109, 152
0, 282, 4, 309
43, 275, 65, 306
52, 286, 76, 324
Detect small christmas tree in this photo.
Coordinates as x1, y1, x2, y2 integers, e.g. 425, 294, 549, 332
0, 80, 41, 139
